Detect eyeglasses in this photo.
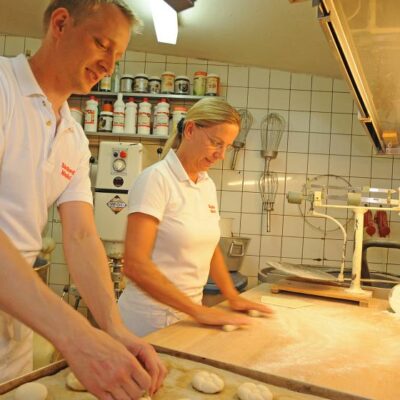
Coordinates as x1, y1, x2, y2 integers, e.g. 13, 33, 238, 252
201, 129, 233, 152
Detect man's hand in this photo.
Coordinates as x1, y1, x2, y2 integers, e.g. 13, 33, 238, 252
110, 325, 168, 395
61, 326, 152, 400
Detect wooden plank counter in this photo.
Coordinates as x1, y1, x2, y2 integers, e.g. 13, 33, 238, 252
145, 283, 400, 400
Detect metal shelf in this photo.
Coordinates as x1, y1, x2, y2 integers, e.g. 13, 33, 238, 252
74, 91, 219, 101
85, 131, 168, 141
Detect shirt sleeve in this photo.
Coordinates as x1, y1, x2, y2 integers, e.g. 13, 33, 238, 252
56, 131, 93, 206
128, 167, 168, 221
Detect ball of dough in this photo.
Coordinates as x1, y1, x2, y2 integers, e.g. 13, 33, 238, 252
191, 370, 224, 394
237, 382, 273, 400
66, 371, 86, 391
222, 324, 239, 332
248, 310, 261, 318
14, 382, 48, 400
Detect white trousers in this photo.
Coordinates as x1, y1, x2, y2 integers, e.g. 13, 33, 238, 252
0, 311, 33, 383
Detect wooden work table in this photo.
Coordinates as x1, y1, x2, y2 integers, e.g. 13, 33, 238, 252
146, 283, 400, 400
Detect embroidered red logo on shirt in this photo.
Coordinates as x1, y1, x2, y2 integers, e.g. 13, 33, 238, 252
208, 204, 216, 213
61, 162, 76, 180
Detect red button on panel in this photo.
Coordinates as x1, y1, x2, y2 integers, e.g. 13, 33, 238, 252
120, 151, 127, 158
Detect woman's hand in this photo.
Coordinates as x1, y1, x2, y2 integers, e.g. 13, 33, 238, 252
228, 295, 274, 316
192, 305, 253, 327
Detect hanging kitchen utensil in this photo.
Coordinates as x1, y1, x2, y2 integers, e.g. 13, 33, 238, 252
259, 112, 285, 232
259, 170, 279, 232
230, 109, 253, 169
260, 112, 285, 172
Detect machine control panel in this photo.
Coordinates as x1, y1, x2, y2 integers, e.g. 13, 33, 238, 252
113, 157, 126, 173
111, 148, 128, 175
113, 176, 124, 187
95, 142, 143, 191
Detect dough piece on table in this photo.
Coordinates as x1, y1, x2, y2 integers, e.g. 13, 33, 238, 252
191, 370, 224, 394
222, 324, 239, 332
139, 396, 151, 400
237, 382, 273, 400
66, 371, 86, 391
14, 382, 48, 400
248, 309, 261, 318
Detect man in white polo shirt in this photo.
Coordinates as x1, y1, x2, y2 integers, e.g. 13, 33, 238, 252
0, 0, 165, 398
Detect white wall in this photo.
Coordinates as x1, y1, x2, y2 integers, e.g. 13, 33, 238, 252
1, 34, 400, 311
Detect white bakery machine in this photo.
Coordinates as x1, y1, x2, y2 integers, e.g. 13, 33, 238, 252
270, 181, 400, 306
94, 141, 143, 299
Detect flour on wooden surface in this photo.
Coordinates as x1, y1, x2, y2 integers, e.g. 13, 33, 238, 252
249, 306, 400, 381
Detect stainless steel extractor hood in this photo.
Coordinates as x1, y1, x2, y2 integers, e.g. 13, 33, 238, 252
315, 0, 400, 155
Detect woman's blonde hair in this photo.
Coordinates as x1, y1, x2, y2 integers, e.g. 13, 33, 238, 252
43, 0, 141, 32
162, 97, 240, 157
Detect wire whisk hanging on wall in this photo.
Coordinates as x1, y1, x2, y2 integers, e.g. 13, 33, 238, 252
231, 109, 253, 169
259, 171, 279, 232
259, 112, 286, 232
260, 112, 285, 172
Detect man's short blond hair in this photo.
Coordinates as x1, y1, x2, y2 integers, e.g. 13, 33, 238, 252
43, 0, 140, 31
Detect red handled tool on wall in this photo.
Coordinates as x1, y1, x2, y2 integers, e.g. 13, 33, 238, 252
375, 210, 390, 237
363, 209, 376, 236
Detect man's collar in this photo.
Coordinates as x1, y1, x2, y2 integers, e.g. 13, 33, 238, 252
11, 54, 44, 97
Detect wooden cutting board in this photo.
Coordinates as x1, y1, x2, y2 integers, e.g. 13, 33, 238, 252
146, 283, 400, 400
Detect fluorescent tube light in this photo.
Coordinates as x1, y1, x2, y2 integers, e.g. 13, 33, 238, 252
150, 0, 178, 45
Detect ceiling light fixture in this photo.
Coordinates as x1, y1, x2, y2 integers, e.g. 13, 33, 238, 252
164, 0, 196, 12
150, 0, 178, 45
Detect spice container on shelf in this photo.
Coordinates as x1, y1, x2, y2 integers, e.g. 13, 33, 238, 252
161, 71, 175, 94
174, 76, 190, 95
112, 62, 121, 93
98, 102, 113, 133
112, 93, 125, 134
137, 98, 152, 135
120, 74, 134, 93
148, 76, 161, 94
99, 75, 112, 92
153, 98, 170, 137
193, 71, 207, 96
84, 96, 98, 132
124, 97, 137, 134
70, 107, 83, 126
133, 73, 149, 93
205, 73, 220, 96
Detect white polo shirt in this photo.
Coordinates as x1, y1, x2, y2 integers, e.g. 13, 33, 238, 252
0, 54, 92, 265
123, 149, 221, 306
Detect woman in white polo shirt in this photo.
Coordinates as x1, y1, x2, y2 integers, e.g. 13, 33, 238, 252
118, 97, 272, 336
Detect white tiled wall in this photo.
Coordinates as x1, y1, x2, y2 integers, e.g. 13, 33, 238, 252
2, 34, 400, 300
